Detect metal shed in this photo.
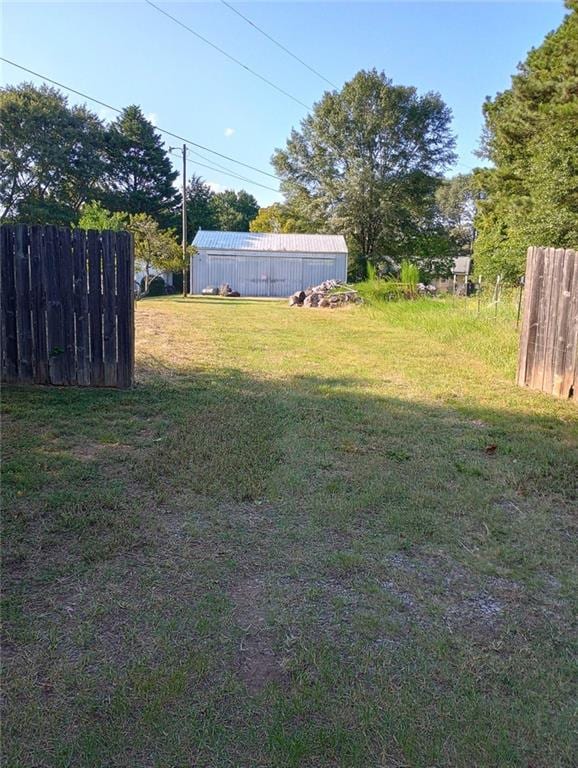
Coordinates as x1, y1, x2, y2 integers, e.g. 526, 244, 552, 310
191, 231, 348, 297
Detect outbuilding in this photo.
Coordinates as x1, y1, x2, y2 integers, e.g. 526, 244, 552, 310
191, 230, 348, 297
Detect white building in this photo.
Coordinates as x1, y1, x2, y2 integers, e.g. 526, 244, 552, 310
191, 231, 348, 297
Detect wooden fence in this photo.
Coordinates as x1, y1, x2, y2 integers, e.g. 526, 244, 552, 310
1, 224, 134, 388
517, 246, 577, 400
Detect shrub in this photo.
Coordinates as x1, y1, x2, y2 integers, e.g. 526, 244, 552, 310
140, 276, 166, 297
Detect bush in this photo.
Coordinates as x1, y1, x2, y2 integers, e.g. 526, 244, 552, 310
140, 276, 166, 297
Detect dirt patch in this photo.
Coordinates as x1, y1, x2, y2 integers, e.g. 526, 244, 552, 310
68, 442, 135, 461
381, 549, 571, 642
230, 576, 286, 693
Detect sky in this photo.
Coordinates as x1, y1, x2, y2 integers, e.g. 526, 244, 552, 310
1, 1, 569, 207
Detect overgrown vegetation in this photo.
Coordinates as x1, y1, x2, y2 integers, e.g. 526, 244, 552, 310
2, 297, 576, 767
359, 260, 422, 302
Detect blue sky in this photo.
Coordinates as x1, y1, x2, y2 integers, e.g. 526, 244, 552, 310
1, 1, 568, 206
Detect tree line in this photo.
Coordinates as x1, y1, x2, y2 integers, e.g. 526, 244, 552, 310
0, 83, 259, 234
2, 1, 575, 284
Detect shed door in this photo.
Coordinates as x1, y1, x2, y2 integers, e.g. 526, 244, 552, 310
269, 257, 303, 297
207, 255, 238, 290
236, 256, 271, 297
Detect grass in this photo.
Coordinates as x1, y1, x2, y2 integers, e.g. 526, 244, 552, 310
2, 294, 577, 767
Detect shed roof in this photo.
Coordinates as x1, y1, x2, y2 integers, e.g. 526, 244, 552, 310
192, 230, 348, 254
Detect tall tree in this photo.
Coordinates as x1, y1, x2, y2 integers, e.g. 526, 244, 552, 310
102, 106, 179, 228
474, 0, 578, 281
211, 189, 259, 231
436, 173, 479, 255
249, 202, 316, 234
186, 174, 216, 235
272, 69, 456, 275
0, 83, 106, 224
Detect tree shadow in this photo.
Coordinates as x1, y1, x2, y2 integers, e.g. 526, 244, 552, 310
2, 365, 577, 766
3, 363, 576, 581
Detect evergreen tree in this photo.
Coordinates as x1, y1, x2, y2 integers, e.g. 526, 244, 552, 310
474, 1, 578, 281
186, 174, 216, 234
102, 106, 180, 228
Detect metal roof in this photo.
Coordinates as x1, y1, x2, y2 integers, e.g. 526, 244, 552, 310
452, 256, 472, 275
192, 230, 348, 254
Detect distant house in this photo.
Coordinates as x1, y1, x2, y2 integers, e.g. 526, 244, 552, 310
134, 263, 173, 293
435, 255, 473, 293
191, 230, 348, 297
453, 256, 473, 280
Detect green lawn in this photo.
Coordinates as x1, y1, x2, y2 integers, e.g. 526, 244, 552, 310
2, 295, 577, 767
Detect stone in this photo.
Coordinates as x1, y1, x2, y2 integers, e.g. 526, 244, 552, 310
289, 291, 306, 306
288, 280, 361, 309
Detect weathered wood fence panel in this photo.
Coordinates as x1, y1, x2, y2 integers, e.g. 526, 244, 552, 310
0, 224, 134, 388
517, 246, 577, 400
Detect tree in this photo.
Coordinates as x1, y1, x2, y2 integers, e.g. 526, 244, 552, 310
435, 173, 478, 253
78, 201, 128, 231
102, 106, 180, 228
128, 213, 183, 293
0, 83, 106, 225
250, 204, 287, 233
474, 1, 578, 281
186, 174, 216, 235
272, 69, 456, 275
249, 202, 316, 233
211, 189, 259, 231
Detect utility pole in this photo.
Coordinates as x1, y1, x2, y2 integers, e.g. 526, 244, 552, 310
181, 143, 188, 296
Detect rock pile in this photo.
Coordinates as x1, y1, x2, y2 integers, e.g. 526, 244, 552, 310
289, 280, 362, 308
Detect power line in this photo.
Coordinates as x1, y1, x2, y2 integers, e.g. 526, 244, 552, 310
168, 148, 279, 192
0, 57, 280, 185
144, 0, 313, 112
219, 0, 337, 89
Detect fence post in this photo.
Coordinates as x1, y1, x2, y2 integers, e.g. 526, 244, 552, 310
477, 275, 482, 316
517, 246, 577, 398
493, 275, 501, 319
